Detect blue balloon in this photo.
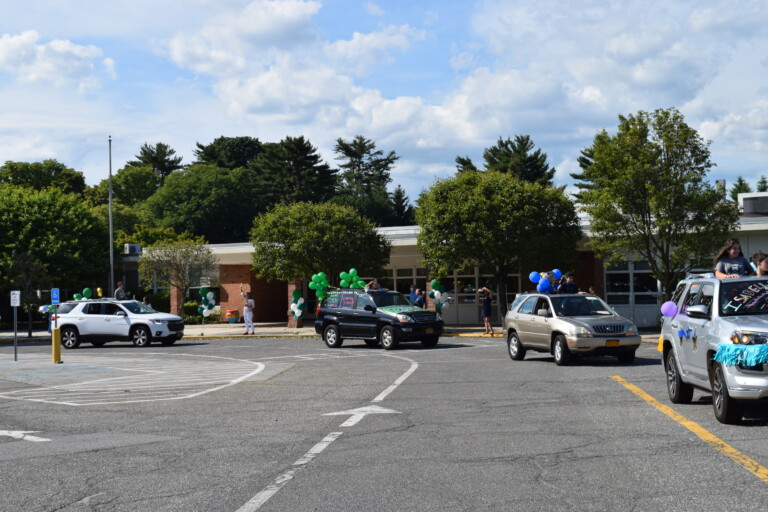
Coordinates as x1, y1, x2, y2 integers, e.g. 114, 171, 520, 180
552, 269, 562, 280
537, 280, 550, 292
529, 271, 541, 283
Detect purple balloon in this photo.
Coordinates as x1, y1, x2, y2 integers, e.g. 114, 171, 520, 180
660, 301, 677, 318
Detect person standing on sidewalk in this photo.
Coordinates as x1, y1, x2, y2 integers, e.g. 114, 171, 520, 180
478, 286, 494, 335
240, 284, 255, 335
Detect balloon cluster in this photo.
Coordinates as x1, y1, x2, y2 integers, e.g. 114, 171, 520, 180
528, 269, 562, 293
290, 290, 305, 319
428, 279, 450, 313
197, 287, 216, 318
339, 268, 366, 289
73, 287, 94, 300
309, 272, 330, 300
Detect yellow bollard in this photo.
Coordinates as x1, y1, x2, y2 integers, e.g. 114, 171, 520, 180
51, 328, 62, 364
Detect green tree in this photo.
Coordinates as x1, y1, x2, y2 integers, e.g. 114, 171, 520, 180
416, 171, 581, 317
573, 108, 739, 295
116, 225, 196, 250
126, 142, 184, 183
138, 238, 218, 315
249, 202, 391, 283
333, 135, 399, 225
456, 136, 556, 185
0, 185, 109, 292
86, 165, 162, 207
193, 136, 263, 169
730, 176, 753, 202
757, 175, 768, 193
389, 185, 415, 225
143, 164, 259, 243
6, 251, 49, 336
0, 160, 86, 194
251, 136, 337, 206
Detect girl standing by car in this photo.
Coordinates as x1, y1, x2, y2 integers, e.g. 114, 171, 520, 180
478, 287, 494, 335
714, 238, 753, 279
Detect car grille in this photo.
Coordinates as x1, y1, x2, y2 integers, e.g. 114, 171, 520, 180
593, 324, 625, 335
411, 312, 436, 323
168, 321, 184, 332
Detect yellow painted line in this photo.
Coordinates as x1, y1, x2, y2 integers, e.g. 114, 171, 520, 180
611, 375, 768, 483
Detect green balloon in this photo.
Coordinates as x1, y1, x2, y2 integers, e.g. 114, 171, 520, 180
350, 268, 358, 277
83, 288, 92, 298
308, 282, 317, 290
318, 272, 327, 280
198, 307, 204, 315
340, 272, 350, 281
340, 279, 349, 288
73, 293, 83, 300
202, 297, 209, 306
200, 287, 209, 297
292, 290, 302, 299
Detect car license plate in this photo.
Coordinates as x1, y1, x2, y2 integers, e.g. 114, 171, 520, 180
606, 340, 620, 347
426, 328, 433, 333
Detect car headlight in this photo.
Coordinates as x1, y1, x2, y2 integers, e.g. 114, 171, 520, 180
731, 330, 768, 345
396, 314, 415, 323
626, 325, 638, 336
149, 319, 168, 325
575, 327, 592, 338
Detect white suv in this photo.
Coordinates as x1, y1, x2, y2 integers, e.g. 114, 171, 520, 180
661, 273, 768, 424
52, 299, 184, 349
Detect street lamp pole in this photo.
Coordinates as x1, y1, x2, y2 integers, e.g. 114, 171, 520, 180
108, 135, 115, 296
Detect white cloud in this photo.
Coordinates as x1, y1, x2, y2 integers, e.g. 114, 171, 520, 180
325, 25, 427, 75
0, 30, 114, 92
365, 2, 385, 16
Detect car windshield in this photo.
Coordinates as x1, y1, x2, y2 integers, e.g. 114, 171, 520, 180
719, 280, 768, 316
122, 302, 157, 314
551, 296, 615, 317
371, 292, 412, 307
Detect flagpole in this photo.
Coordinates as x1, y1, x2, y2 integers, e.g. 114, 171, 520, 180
108, 135, 115, 296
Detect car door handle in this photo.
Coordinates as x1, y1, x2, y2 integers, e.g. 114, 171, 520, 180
670, 322, 679, 328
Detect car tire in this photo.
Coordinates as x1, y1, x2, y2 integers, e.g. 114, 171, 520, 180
711, 363, 743, 424
131, 326, 152, 347
61, 327, 80, 349
617, 350, 636, 364
364, 339, 380, 348
323, 325, 343, 348
421, 336, 439, 348
553, 335, 571, 366
507, 331, 526, 360
380, 326, 399, 350
90, 340, 106, 347
665, 350, 693, 404
161, 338, 177, 346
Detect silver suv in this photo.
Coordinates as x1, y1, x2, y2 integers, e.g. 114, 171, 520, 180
52, 299, 184, 349
661, 273, 768, 424
504, 293, 641, 365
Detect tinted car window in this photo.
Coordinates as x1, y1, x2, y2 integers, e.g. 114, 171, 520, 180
84, 303, 102, 314
324, 294, 341, 308
56, 303, 77, 314
720, 279, 768, 316
339, 294, 356, 309
371, 292, 411, 307
508, 295, 526, 311
357, 294, 376, 310
104, 303, 123, 315
122, 302, 154, 314
519, 297, 537, 314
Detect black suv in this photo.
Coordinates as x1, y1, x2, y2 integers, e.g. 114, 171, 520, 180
314, 289, 444, 349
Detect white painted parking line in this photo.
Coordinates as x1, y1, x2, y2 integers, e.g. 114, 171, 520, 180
0, 353, 265, 406
0, 430, 50, 442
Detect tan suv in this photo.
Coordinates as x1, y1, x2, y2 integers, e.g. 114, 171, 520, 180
504, 293, 641, 365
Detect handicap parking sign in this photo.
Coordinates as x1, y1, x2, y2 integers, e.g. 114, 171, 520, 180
51, 288, 60, 305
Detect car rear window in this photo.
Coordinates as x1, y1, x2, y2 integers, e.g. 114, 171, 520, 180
56, 303, 77, 314
371, 292, 410, 307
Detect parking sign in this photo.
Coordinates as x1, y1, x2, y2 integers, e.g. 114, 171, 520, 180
10, 291, 20, 307
51, 288, 60, 305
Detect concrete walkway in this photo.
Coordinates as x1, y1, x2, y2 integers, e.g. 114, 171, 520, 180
1, 321, 661, 344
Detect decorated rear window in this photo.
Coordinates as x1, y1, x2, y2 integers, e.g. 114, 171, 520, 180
720, 280, 768, 316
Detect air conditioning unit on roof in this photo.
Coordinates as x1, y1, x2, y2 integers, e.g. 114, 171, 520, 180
124, 243, 142, 255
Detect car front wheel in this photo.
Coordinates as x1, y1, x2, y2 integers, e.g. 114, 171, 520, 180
507, 331, 526, 360
665, 350, 693, 404
380, 326, 399, 350
323, 325, 343, 348
553, 335, 571, 366
61, 327, 80, 349
131, 326, 152, 347
711, 363, 743, 424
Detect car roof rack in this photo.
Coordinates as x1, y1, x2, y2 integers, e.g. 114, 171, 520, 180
685, 272, 715, 279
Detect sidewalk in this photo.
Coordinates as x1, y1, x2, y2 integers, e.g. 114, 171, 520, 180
0, 322, 661, 343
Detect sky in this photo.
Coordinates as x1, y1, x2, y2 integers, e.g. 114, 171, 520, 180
2, 0, 768, 200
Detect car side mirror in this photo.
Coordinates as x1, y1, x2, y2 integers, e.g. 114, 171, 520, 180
364, 304, 376, 313
537, 309, 550, 317
686, 304, 709, 319
115, 311, 126, 317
